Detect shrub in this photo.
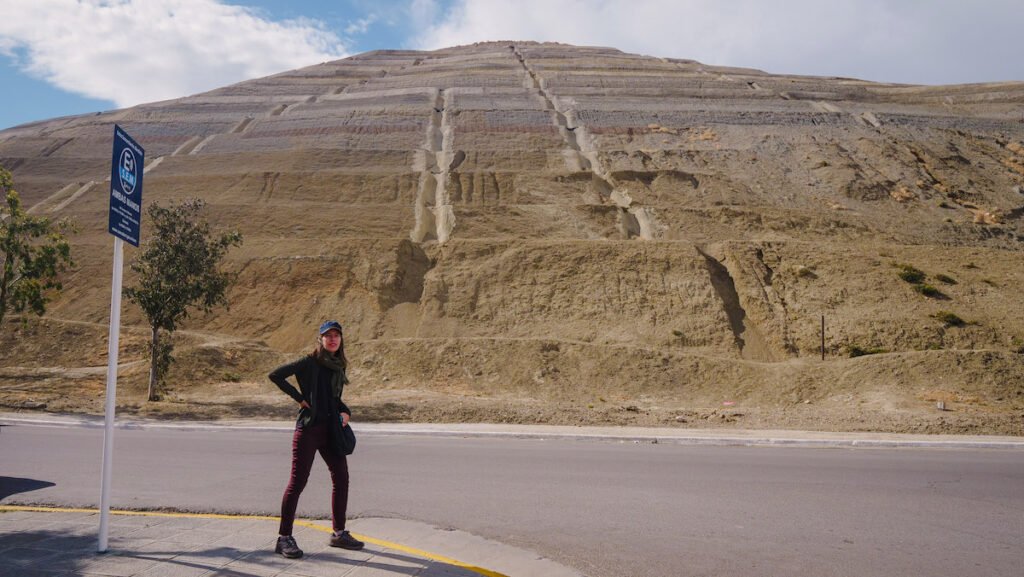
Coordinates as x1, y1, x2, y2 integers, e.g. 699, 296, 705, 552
934, 274, 957, 285
795, 265, 818, 279
931, 311, 966, 327
913, 284, 944, 298
896, 264, 926, 283
849, 345, 887, 358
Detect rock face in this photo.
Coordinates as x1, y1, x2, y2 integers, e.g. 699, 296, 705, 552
2, 42, 1023, 431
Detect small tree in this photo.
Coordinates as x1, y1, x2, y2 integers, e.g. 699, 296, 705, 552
1, 167, 74, 326
125, 199, 242, 401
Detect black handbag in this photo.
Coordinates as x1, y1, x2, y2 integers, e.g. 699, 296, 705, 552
332, 422, 356, 455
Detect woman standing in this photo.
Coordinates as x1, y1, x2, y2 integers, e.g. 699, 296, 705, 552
269, 320, 364, 558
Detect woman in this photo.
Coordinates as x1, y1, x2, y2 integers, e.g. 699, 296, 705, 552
269, 320, 364, 558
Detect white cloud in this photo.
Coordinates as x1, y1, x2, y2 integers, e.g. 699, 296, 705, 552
413, 0, 1024, 85
409, 0, 442, 31
0, 0, 350, 107
345, 15, 378, 36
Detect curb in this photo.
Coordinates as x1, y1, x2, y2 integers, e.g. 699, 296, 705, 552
1, 412, 1022, 449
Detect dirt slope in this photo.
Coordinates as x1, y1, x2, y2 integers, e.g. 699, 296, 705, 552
2, 42, 1023, 433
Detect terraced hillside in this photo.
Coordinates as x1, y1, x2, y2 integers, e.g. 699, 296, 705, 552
2, 42, 1023, 433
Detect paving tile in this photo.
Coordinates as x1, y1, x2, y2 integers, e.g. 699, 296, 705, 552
206, 569, 280, 577
198, 519, 270, 533
415, 562, 481, 577
1, 545, 69, 565
289, 526, 328, 544
143, 558, 223, 576
171, 545, 250, 569
280, 552, 365, 577
109, 516, 171, 529
345, 565, 419, 577
73, 553, 163, 577
340, 553, 428, 577
149, 517, 216, 531
0, 530, 55, 549
359, 549, 430, 570
228, 548, 302, 574
134, 557, 217, 577
208, 531, 274, 550
104, 536, 160, 550
0, 511, 38, 522
0, 568, 69, 577
35, 513, 96, 525
27, 548, 96, 567
117, 525, 182, 541
131, 541, 206, 561
25, 532, 97, 553
0, 523, 23, 535
4, 518, 68, 532
321, 547, 374, 563
163, 529, 234, 546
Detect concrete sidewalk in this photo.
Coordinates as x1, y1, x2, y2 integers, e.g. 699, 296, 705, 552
0, 506, 580, 577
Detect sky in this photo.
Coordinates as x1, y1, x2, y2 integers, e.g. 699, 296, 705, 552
0, 0, 1022, 130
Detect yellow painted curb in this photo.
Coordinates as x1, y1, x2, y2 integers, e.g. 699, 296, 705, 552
0, 505, 508, 577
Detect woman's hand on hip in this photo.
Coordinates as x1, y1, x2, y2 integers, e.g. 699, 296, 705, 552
341, 412, 350, 427
300, 400, 310, 410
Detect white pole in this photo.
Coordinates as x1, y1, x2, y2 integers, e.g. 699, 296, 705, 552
99, 236, 124, 553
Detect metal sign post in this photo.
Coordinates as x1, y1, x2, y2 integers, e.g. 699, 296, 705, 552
99, 125, 144, 553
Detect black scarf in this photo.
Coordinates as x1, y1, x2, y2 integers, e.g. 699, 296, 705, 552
313, 347, 346, 400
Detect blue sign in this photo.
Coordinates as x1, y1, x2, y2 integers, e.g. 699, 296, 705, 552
109, 125, 144, 246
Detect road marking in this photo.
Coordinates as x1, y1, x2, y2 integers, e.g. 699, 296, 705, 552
0, 505, 508, 577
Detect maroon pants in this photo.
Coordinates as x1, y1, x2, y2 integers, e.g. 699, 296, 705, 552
279, 423, 349, 536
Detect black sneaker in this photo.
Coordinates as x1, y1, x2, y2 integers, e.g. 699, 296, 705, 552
275, 535, 303, 558
329, 530, 364, 550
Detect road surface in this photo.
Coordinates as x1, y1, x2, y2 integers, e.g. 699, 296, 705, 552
2, 422, 1022, 577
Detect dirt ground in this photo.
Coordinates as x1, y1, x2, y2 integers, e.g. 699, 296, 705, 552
2, 377, 1021, 436
2, 317, 1021, 435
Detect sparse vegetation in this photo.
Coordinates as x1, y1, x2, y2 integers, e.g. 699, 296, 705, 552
892, 263, 947, 298
931, 311, 966, 327
1010, 336, 1024, 354
934, 274, 957, 285
913, 283, 944, 298
849, 345, 887, 358
896, 264, 926, 283
795, 265, 817, 279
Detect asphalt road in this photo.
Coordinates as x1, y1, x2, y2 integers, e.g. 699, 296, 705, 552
2, 423, 1022, 577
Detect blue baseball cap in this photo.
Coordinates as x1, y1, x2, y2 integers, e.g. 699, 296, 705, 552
319, 320, 343, 335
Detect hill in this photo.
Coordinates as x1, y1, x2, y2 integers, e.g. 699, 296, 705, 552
2, 42, 1023, 434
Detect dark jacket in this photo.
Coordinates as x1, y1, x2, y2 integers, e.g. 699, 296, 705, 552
269, 356, 351, 428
